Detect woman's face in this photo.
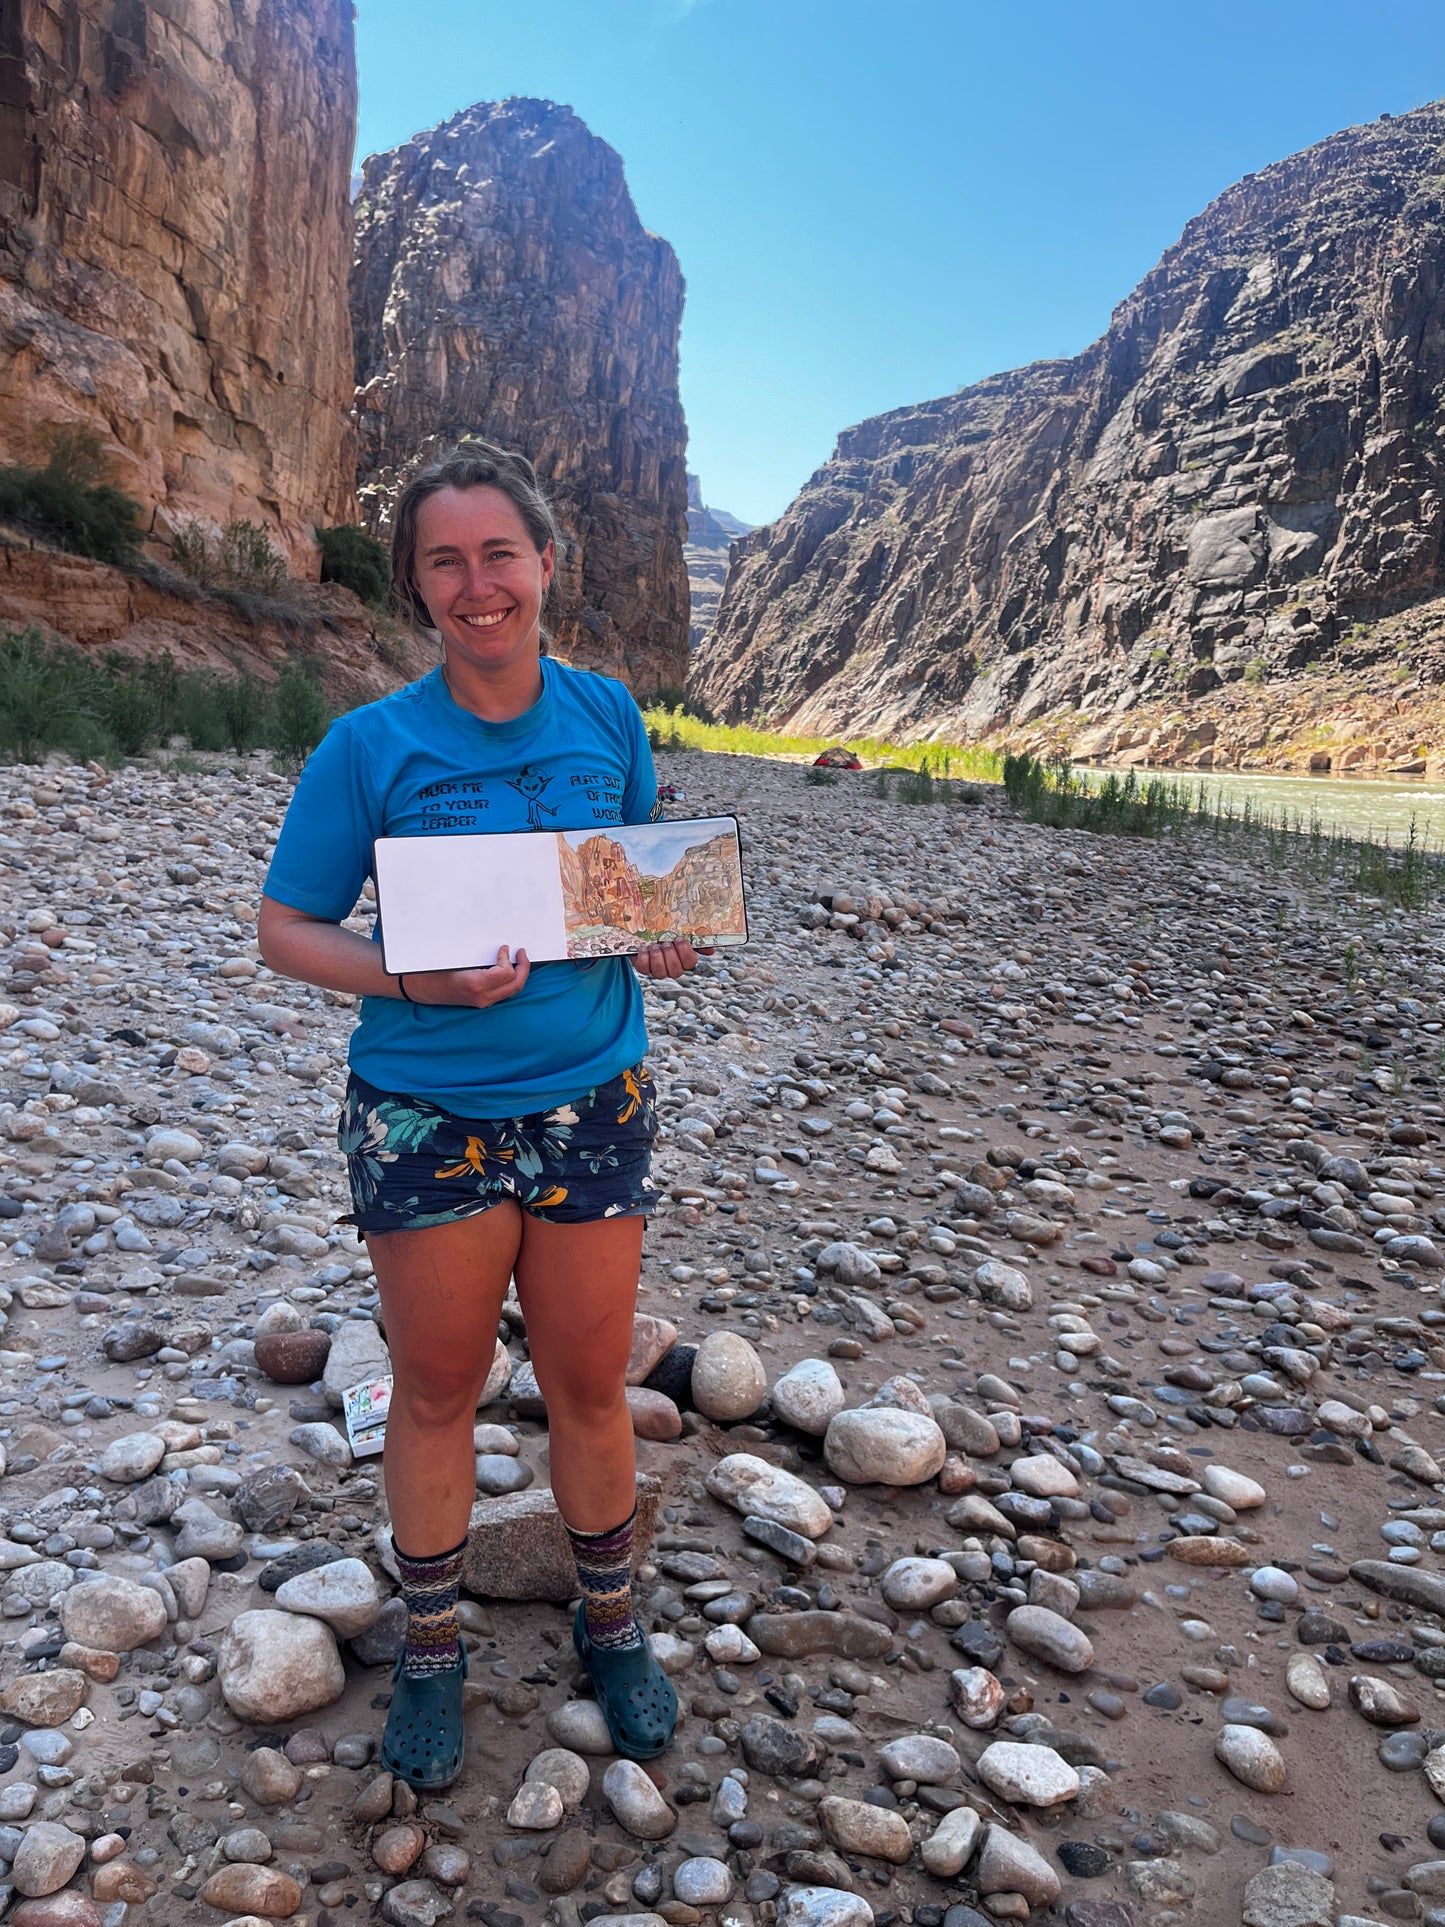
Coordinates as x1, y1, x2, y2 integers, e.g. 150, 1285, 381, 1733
412, 485, 555, 678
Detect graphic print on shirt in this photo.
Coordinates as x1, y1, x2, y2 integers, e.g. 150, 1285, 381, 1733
416, 776, 491, 831
506, 763, 560, 830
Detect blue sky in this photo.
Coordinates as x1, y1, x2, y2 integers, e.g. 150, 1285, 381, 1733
354, 1, 1445, 527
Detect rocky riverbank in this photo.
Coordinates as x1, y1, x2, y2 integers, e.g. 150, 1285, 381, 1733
0, 747, 1444, 1925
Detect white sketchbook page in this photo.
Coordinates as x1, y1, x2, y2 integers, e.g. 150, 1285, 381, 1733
374, 833, 568, 972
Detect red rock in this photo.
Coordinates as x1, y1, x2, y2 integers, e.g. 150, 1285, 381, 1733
626, 1385, 682, 1440
12, 1898, 101, 1927
254, 1328, 332, 1384
91, 1861, 159, 1904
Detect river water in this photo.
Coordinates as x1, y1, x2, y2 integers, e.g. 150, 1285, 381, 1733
1082, 763, 1445, 848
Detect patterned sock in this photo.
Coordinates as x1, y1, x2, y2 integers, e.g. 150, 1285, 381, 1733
565, 1507, 644, 1652
394, 1537, 466, 1678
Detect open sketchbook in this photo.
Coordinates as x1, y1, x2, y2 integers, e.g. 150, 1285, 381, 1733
373, 814, 748, 975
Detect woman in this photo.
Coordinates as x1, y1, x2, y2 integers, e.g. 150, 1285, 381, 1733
258, 441, 696, 1788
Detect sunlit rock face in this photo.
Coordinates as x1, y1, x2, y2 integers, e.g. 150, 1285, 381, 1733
694, 103, 1445, 736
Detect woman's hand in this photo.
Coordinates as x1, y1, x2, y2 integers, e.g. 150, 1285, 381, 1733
402, 946, 531, 1006
632, 940, 710, 979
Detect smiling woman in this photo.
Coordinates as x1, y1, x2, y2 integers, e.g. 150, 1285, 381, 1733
254, 438, 696, 1788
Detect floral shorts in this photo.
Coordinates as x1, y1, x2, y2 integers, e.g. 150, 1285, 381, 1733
338, 1063, 658, 1233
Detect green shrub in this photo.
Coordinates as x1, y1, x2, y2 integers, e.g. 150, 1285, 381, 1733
272, 659, 329, 770
645, 687, 716, 725
215, 672, 267, 754
170, 517, 287, 595
0, 628, 343, 770
99, 664, 165, 755
169, 522, 217, 586
317, 524, 390, 605
218, 520, 286, 595
0, 629, 93, 761
1243, 657, 1268, 684
0, 450, 143, 566
804, 764, 838, 786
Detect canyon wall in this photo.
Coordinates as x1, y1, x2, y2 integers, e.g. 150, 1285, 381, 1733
693, 103, 1445, 739
0, 0, 358, 569
351, 98, 690, 694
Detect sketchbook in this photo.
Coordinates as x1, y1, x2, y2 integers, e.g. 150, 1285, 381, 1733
373, 814, 748, 975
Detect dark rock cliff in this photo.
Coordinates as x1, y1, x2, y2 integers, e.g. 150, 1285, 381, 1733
693, 103, 1445, 737
351, 98, 690, 694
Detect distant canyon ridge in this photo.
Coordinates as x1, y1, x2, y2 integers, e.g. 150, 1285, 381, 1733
693, 102, 1445, 772
0, 10, 689, 695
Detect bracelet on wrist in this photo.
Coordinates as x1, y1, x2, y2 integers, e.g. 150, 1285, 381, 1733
397, 973, 415, 1003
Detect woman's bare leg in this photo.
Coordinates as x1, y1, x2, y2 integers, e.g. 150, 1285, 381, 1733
371, 1203, 522, 1555
514, 1214, 644, 1532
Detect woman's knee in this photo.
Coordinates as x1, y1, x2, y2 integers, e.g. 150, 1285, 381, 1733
390, 1363, 486, 1431
536, 1363, 628, 1430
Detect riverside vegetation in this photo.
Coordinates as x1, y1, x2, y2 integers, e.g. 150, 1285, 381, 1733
0, 746, 1442, 1922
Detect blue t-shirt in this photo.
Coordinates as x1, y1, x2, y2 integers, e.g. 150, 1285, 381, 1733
263, 659, 658, 1116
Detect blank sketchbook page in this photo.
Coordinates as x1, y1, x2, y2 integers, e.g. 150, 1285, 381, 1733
374, 833, 567, 973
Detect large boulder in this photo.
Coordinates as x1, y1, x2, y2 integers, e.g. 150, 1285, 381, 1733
218, 1610, 346, 1722
462, 1476, 662, 1602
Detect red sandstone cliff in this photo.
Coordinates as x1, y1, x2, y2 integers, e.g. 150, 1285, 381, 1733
0, 0, 358, 571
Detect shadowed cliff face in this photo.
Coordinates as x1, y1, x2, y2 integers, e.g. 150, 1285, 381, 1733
351, 98, 690, 696
694, 103, 1445, 739
0, 0, 358, 569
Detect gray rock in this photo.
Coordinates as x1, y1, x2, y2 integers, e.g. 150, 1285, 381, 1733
524, 1747, 591, 1810
507, 1780, 563, 1830
879, 1734, 960, 1782
1215, 1723, 1287, 1793
881, 1556, 957, 1610
673, 1858, 734, 1905
778, 1888, 875, 1927
99, 1431, 166, 1483
57, 1575, 167, 1653
380, 1879, 456, 1927
746, 1613, 890, 1662
218, 1609, 345, 1722
974, 1260, 1032, 1311
351, 1595, 408, 1666
9, 1820, 86, 1896
977, 1740, 1079, 1807
603, 1759, 675, 1838
172, 1499, 245, 1564
691, 1330, 767, 1421
289, 1420, 351, 1467
275, 1557, 380, 1637
474, 1454, 533, 1495
824, 1407, 946, 1486
544, 1700, 615, 1756
928, 1398, 1001, 1457
819, 1794, 911, 1863
1242, 1860, 1334, 1927
740, 1716, 828, 1778
772, 1359, 846, 1435
1351, 1560, 1445, 1617
706, 1453, 834, 1537
323, 1316, 391, 1409
103, 1321, 164, 1362
921, 1805, 983, 1878
1005, 1604, 1094, 1673
235, 1463, 309, 1532
975, 1823, 1061, 1905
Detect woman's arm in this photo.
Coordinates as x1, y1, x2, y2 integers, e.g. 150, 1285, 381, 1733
258, 897, 530, 1008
